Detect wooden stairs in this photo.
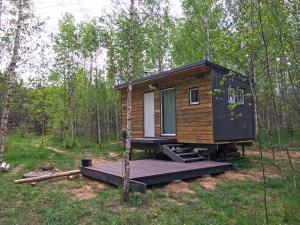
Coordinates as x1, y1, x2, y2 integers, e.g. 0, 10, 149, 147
160, 144, 205, 163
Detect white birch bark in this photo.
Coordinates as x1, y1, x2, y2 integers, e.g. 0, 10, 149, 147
123, 0, 135, 203
0, 0, 24, 162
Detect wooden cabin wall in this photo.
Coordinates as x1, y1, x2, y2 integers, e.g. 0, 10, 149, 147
120, 71, 214, 144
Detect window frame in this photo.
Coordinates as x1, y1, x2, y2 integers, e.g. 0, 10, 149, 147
236, 88, 245, 105
189, 87, 199, 106
228, 86, 236, 104
160, 87, 176, 136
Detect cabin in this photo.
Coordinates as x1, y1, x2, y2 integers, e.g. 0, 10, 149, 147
115, 60, 255, 162
81, 61, 253, 191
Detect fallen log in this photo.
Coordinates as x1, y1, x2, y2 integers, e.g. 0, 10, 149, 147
14, 169, 81, 184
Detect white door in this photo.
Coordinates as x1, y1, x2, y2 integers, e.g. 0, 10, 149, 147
144, 92, 155, 137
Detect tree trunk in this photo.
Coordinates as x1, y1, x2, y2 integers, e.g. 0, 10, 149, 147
0, 0, 3, 63
0, 0, 24, 162
115, 102, 119, 142
257, 0, 282, 149
95, 68, 102, 146
0, 0, 2, 31
249, 57, 259, 138
87, 56, 93, 147
106, 104, 111, 143
156, 2, 163, 72
63, 67, 68, 148
70, 57, 76, 146
123, 0, 135, 203
96, 103, 101, 145
41, 72, 46, 147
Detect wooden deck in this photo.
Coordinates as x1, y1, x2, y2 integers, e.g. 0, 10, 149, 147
81, 159, 233, 192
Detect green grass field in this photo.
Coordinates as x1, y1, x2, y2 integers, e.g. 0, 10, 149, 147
0, 134, 299, 225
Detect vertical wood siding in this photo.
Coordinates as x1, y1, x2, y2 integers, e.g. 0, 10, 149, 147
120, 71, 214, 144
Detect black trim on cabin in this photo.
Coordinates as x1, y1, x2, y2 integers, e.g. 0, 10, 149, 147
114, 60, 249, 89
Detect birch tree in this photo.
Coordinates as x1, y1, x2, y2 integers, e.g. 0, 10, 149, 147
0, 0, 23, 162
123, 0, 135, 203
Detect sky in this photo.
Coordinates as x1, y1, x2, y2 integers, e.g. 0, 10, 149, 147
34, 0, 182, 34
22, 0, 182, 81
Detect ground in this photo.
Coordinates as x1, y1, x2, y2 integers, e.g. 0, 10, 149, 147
0, 134, 299, 225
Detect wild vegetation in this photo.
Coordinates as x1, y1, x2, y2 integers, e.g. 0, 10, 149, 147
0, 134, 299, 224
0, 0, 299, 224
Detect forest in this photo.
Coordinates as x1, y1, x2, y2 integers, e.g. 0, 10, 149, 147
0, 0, 299, 224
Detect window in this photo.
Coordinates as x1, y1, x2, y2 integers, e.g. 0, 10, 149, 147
161, 87, 176, 136
228, 86, 235, 104
236, 88, 245, 104
189, 88, 199, 105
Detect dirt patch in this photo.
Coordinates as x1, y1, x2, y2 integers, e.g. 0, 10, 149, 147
243, 169, 280, 179
92, 158, 111, 164
108, 152, 119, 158
246, 150, 300, 161
162, 180, 195, 194
217, 171, 255, 181
65, 185, 96, 200
65, 179, 108, 200
92, 156, 123, 164
46, 146, 71, 155
216, 169, 279, 182
197, 175, 218, 190
85, 179, 109, 190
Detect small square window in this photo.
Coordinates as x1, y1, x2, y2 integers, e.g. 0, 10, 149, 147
237, 88, 244, 104
189, 88, 199, 105
228, 86, 235, 104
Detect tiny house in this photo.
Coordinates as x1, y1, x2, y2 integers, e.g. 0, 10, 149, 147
115, 60, 255, 154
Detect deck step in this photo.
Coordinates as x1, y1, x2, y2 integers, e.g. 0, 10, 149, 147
178, 152, 199, 157
161, 144, 205, 163
174, 148, 193, 153
184, 156, 205, 163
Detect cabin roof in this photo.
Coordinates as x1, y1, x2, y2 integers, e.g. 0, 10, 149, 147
114, 60, 247, 90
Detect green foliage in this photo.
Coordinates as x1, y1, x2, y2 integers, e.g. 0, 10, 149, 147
106, 0, 173, 83
257, 128, 300, 149
172, 0, 223, 65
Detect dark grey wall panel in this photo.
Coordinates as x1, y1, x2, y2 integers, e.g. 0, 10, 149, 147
212, 69, 255, 142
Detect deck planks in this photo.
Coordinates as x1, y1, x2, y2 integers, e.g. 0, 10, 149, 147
81, 159, 233, 192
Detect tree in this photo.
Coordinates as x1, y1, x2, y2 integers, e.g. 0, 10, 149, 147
0, 0, 24, 162
172, 0, 222, 66
123, 0, 135, 203
27, 42, 50, 146
139, 0, 173, 72
52, 14, 78, 148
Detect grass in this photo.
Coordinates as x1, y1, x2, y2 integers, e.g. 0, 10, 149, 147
0, 134, 299, 225
254, 128, 300, 150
